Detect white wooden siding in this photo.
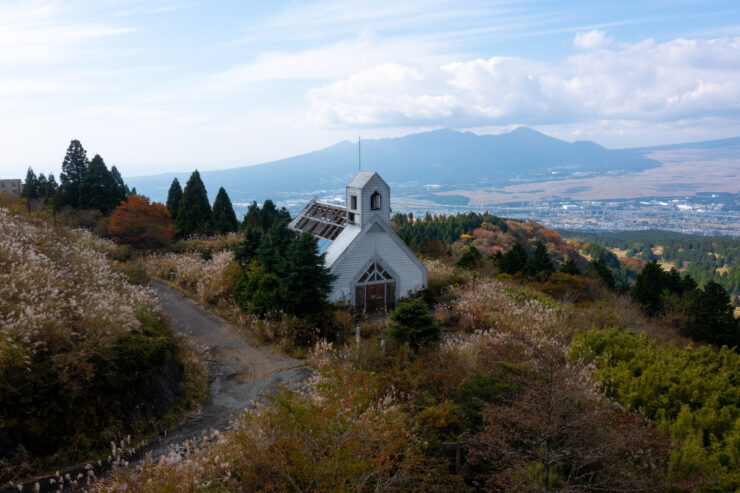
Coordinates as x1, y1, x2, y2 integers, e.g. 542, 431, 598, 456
327, 218, 427, 303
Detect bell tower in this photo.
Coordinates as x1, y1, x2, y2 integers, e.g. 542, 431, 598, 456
346, 171, 390, 228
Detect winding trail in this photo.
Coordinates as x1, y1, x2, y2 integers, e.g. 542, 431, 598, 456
147, 279, 314, 459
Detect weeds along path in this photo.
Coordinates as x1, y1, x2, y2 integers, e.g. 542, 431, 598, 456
147, 279, 314, 460
5, 282, 314, 493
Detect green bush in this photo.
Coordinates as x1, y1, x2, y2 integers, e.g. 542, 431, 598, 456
387, 297, 441, 348
571, 328, 740, 490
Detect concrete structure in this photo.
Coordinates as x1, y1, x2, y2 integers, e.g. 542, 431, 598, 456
0, 179, 21, 195
290, 171, 427, 311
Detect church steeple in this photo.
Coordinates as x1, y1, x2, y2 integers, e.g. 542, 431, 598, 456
346, 171, 390, 228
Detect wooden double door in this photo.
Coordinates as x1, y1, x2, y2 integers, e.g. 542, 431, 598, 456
356, 281, 396, 313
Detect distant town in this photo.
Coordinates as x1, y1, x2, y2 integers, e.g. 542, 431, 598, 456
238, 191, 740, 237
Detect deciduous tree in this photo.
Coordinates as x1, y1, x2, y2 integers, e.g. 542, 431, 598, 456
108, 195, 176, 249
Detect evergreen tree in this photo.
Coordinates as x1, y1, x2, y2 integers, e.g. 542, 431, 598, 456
560, 257, 581, 275
22, 167, 40, 200
524, 240, 555, 277
166, 178, 183, 221
211, 187, 239, 234
685, 281, 739, 348
589, 258, 617, 291
388, 297, 441, 348
281, 232, 336, 320
498, 242, 528, 275
59, 140, 88, 208
631, 260, 665, 314
260, 199, 278, 231
109, 166, 128, 205
240, 200, 261, 231
256, 218, 295, 273
176, 170, 212, 235
80, 154, 118, 213
457, 245, 483, 269
234, 227, 263, 267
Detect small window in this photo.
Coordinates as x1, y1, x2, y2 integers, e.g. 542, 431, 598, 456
348, 212, 355, 224
370, 191, 381, 210
350, 195, 357, 210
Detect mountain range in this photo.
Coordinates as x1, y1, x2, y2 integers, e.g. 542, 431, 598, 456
126, 127, 740, 206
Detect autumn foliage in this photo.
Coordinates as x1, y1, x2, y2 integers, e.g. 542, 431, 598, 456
108, 195, 176, 249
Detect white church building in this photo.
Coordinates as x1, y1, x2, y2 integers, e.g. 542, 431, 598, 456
289, 171, 428, 311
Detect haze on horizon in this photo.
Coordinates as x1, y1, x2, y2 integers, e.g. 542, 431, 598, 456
2, 0, 740, 179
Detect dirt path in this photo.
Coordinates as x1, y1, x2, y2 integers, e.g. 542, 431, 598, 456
146, 279, 314, 459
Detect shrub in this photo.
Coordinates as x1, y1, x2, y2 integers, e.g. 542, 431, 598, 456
572, 328, 740, 490
387, 297, 441, 348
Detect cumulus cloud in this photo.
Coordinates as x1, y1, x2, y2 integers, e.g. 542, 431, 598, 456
573, 29, 612, 50
308, 35, 740, 129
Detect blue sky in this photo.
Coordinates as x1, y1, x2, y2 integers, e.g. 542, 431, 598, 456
2, 0, 740, 178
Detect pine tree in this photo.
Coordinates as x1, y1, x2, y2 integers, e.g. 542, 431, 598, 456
109, 166, 128, 205
59, 140, 88, 208
524, 240, 555, 276
22, 167, 39, 213
261, 199, 278, 231
457, 245, 483, 269
498, 242, 528, 275
560, 257, 581, 275
631, 260, 665, 314
281, 232, 336, 320
166, 178, 183, 222
176, 170, 212, 235
388, 297, 441, 348
80, 154, 118, 213
240, 200, 261, 231
589, 258, 617, 291
234, 227, 263, 267
686, 281, 739, 347
22, 167, 40, 200
212, 187, 239, 234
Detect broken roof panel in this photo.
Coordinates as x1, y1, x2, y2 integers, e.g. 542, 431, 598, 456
289, 197, 348, 241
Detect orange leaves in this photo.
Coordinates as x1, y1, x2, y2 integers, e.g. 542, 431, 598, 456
108, 195, 175, 249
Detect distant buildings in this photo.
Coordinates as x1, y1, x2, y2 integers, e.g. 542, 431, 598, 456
0, 179, 21, 195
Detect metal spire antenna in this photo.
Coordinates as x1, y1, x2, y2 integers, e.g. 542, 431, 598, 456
358, 135, 362, 171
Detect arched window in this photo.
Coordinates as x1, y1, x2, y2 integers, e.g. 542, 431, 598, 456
370, 191, 381, 210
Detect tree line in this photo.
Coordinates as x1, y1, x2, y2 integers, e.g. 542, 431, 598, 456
21, 139, 130, 215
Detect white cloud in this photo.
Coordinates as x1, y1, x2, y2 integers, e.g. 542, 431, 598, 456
0, 1, 135, 64
573, 29, 612, 50
308, 35, 740, 129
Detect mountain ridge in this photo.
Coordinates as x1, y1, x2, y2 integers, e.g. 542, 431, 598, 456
125, 127, 738, 204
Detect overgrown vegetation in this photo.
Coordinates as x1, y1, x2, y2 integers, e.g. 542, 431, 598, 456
0, 209, 205, 485
573, 329, 740, 491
